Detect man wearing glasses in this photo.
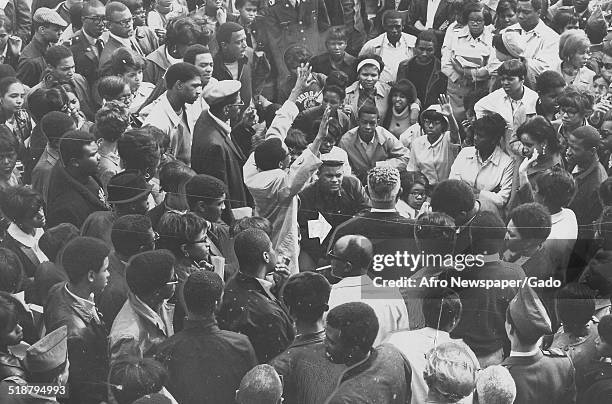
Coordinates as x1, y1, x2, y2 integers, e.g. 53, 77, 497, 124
65, 0, 106, 87
99, 1, 143, 76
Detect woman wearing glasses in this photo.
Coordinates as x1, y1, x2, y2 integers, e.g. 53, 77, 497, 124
156, 211, 214, 332
396, 171, 431, 220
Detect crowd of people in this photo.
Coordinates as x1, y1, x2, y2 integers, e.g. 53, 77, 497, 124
1, 0, 612, 402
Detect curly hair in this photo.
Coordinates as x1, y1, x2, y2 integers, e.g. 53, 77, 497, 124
95, 100, 130, 143
367, 167, 401, 202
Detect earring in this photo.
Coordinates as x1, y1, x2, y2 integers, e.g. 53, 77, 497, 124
542, 144, 547, 156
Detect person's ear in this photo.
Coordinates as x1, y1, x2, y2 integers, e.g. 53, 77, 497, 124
180, 243, 189, 257
68, 157, 80, 168
262, 251, 271, 263
87, 270, 95, 283
345, 261, 352, 273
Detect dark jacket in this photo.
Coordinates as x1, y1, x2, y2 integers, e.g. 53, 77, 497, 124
44, 282, 109, 404
217, 271, 295, 363
569, 159, 608, 239
0, 36, 22, 69
98, 36, 125, 77
65, 29, 101, 87
396, 56, 447, 109
95, 252, 127, 327
502, 350, 576, 404
155, 317, 258, 404
442, 260, 526, 357
581, 360, 612, 403
16, 35, 47, 87
5, 0, 31, 44
46, 163, 109, 228
143, 45, 172, 85
405, 0, 452, 43
324, 344, 412, 404
212, 52, 253, 106
0, 352, 25, 382
270, 332, 345, 404
327, 210, 416, 278
298, 175, 370, 262
309, 51, 357, 85
191, 110, 252, 209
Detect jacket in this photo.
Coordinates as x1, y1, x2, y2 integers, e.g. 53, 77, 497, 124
405, 0, 452, 42
46, 163, 109, 228
569, 159, 608, 239
324, 344, 413, 404
143, 45, 174, 85
16, 35, 47, 87
192, 110, 252, 208
263, 0, 330, 87
396, 56, 447, 109
309, 51, 357, 84
155, 317, 258, 404
502, 350, 576, 404
44, 283, 109, 404
344, 80, 391, 122
270, 333, 346, 404
109, 291, 174, 362
4, 0, 31, 44
65, 29, 102, 87
94, 252, 127, 326
98, 35, 125, 77
212, 52, 253, 106
217, 271, 295, 363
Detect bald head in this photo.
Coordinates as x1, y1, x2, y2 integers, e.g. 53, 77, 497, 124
83, 0, 104, 13
236, 365, 282, 404
333, 235, 373, 275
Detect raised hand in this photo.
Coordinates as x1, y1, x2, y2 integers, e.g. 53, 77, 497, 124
438, 94, 453, 117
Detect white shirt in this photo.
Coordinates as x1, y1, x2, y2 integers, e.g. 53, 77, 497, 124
360, 32, 417, 83
426, 0, 442, 29
547, 208, 578, 241
7, 223, 48, 264
327, 275, 410, 346
407, 132, 459, 186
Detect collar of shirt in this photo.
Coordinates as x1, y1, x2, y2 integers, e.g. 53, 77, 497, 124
510, 347, 540, 357
426, 132, 447, 149
109, 32, 132, 48
371, 207, 398, 213
208, 109, 232, 134
472, 146, 502, 167
44, 145, 60, 164
165, 46, 181, 65
457, 25, 487, 43
481, 253, 501, 263
550, 209, 568, 225
520, 20, 544, 37
356, 127, 385, 146
64, 283, 99, 320
129, 291, 168, 333
382, 33, 407, 49
82, 29, 99, 47
7, 223, 44, 250
160, 92, 182, 127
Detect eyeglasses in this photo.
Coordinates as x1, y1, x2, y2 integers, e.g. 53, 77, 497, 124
112, 17, 133, 27
409, 190, 428, 197
327, 250, 351, 264
228, 101, 245, 108
83, 16, 106, 25
560, 108, 579, 116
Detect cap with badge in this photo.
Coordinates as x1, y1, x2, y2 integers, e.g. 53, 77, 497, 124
203, 80, 241, 105
107, 170, 153, 204
24, 325, 68, 373
507, 285, 552, 341
33, 7, 69, 28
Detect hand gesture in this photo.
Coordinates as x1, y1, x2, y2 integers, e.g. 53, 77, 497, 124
241, 106, 259, 128
294, 63, 314, 92
593, 98, 612, 115
316, 106, 332, 139
438, 94, 453, 117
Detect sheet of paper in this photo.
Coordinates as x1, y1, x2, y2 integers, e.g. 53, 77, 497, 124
308, 213, 332, 244
232, 207, 253, 220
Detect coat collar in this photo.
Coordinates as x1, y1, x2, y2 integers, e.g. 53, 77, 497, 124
53, 164, 108, 210
503, 350, 544, 366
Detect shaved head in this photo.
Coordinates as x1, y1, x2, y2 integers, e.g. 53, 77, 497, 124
333, 235, 373, 274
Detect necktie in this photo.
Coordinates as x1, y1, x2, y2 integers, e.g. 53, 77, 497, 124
130, 38, 144, 56
95, 39, 104, 57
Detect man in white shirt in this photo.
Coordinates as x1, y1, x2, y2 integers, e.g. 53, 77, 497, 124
143, 62, 203, 165
474, 59, 539, 156
360, 10, 417, 83
327, 234, 410, 346
491, 0, 560, 84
